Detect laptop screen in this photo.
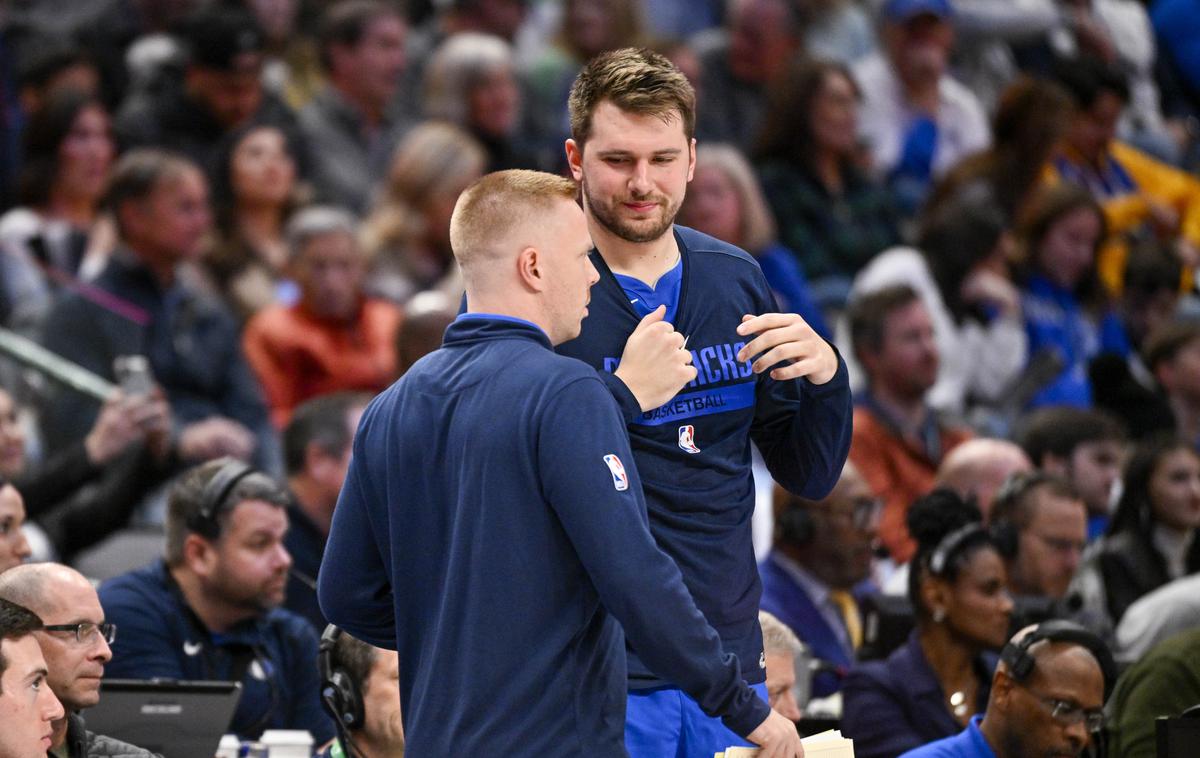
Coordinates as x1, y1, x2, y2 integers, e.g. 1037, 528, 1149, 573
83, 679, 242, 758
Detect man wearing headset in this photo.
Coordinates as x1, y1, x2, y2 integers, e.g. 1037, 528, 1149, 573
899, 621, 1113, 758
316, 627, 404, 758
98, 458, 335, 743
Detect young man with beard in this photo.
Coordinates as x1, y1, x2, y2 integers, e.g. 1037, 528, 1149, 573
847, 284, 972, 564
99, 459, 334, 743
558, 48, 853, 757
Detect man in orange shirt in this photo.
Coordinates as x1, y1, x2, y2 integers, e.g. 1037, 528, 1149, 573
847, 284, 971, 562
244, 206, 403, 427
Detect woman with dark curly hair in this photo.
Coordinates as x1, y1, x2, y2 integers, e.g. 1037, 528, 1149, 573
842, 490, 1013, 758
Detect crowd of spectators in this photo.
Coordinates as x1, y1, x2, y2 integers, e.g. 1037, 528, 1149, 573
0, 0, 1195, 754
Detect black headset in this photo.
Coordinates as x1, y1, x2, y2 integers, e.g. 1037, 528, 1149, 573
989, 471, 1062, 560
999, 619, 1117, 701
928, 522, 990, 576
318, 624, 366, 732
187, 459, 258, 540
776, 503, 816, 546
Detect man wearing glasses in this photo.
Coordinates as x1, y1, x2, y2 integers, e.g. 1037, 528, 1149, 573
900, 622, 1111, 758
758, 462, 881, 698
0, 563, 156, 757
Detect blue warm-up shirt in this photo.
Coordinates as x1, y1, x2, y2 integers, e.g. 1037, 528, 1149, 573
318, 315, 770, 756
557, 226, 854, 688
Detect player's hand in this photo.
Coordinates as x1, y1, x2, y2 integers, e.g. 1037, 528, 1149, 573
614, 305, 697, 411
736, 312, 837, 384
747, 709, 805, 757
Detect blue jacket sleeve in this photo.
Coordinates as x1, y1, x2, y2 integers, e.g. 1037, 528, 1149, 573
537, 376, 770, 738
841, 662, 926, 758
99, 579, 189, 681
318, 453, 397, 651
750, 342, 853, 501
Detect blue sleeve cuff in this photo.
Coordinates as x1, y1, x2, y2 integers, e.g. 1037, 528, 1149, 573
721, 689, 772, 740
600, 371, 644, 422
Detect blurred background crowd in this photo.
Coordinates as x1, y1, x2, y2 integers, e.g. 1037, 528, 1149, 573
0, 0, 1198, 755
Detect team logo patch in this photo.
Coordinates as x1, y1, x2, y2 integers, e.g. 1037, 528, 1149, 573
678, 425, 701, 454
603, 454, 629, 491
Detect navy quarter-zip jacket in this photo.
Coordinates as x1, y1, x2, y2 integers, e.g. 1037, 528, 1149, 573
557, 226, 854, 688
319, 315, 769, 756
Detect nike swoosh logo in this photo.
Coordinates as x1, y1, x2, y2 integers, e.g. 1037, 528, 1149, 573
183, 640, 202, 656
630, 298, 639, 304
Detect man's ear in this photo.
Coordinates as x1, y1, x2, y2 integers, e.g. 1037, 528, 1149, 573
182, 533, 218, 579
686, 137, 697, 182
516, 246, 545, 292
565, 139, 584, 182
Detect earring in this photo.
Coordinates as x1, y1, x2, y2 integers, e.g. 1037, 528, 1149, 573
932, 607, 946, 623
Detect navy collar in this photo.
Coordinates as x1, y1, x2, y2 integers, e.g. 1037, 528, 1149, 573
446, 313, 552, 349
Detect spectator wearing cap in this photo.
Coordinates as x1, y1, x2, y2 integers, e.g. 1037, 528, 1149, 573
113, 5, 301, 175
98, 459, 334, 743
852, 0, 990, 214
299, 1, 410, 214
242, 207, 403, 428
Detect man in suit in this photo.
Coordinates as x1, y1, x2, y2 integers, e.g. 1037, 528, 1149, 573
759, 461, 879, 696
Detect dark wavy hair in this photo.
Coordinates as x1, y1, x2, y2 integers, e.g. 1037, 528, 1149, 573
907, 489, 997, 618
17, 88, 109, 207
1108, 434, 1199, 537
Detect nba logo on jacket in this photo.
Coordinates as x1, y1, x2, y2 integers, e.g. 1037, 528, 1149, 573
602, 454, 629, 491
678, 425, 701, 454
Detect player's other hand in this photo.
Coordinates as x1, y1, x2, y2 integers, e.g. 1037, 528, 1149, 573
747, 709, 805, 757
614, 305, 697, 411
736, 312, 837, 384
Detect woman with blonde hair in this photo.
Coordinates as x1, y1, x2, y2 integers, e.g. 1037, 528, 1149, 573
678, 143, 828, 337
361, 121, 488, 304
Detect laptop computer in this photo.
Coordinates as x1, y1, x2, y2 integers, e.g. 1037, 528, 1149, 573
83, 679, 242, 758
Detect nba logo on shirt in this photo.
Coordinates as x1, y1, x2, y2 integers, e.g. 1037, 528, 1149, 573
603, 454, 629, 491
678, 425, 701, 454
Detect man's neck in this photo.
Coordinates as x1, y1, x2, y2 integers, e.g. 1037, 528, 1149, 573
169, 565, 257, 634
125, 243, 178, 288
330, 80, 384, 130
288, 475, 335, 537
777, 544, 849, 591
868, 383, 930, 436
589, 218, 680, 286
349, 733, 402, 758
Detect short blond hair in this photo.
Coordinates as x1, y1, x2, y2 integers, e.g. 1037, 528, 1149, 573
449, 169, 578, 282
760, 610, 803, 658
568, 47, 695, 147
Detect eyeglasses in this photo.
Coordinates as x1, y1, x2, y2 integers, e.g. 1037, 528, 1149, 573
1018, 682, 1104, 733
42, 622, 117, 646
819, 496, 883, 530
1031, 533, 1087, 555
